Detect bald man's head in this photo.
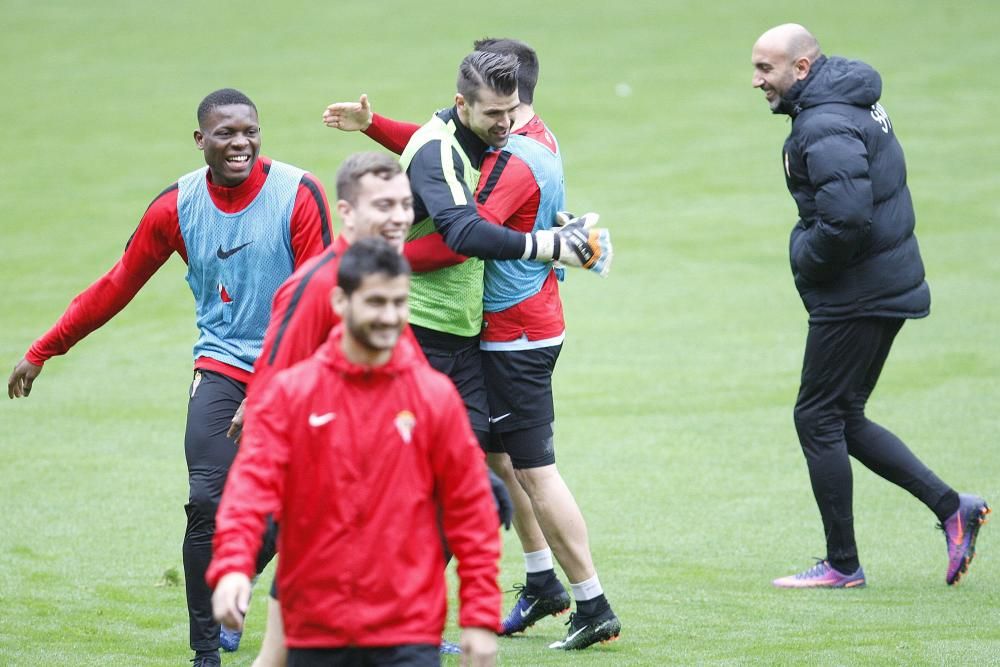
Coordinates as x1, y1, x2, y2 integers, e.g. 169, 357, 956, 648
751, 24, 822, 111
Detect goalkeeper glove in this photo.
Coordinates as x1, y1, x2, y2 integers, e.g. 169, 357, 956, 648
488, 469, 513, 530
523, 212, 613, 277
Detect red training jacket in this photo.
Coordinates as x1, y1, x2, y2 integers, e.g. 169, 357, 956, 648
208, 326, 502, 647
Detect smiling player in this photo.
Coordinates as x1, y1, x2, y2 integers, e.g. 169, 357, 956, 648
6, 88, 332, 666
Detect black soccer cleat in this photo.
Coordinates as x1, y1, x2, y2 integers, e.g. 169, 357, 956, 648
499, 583, 571, 635
548, 608, 621, 650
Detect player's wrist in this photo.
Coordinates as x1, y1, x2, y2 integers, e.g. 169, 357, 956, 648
523, 231, 559, 262
24, 348, 46, 367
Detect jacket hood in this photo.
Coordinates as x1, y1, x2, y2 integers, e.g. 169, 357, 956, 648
317, 324, 422, 378
778, 55, 882, 117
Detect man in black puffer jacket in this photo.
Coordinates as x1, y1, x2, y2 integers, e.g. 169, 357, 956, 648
751, 23, 989, 588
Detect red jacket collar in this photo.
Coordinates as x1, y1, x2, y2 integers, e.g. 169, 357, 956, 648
331, 234, 351, 256
318, 324, 422, 377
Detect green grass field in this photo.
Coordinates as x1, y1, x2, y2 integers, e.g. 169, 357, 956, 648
2, 1, 999, 664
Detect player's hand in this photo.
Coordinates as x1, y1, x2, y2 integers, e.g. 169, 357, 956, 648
459, 627, 497, 667
322, 94, 373, 132
212, 572, 251, 632
554, 210, 575, 227
227, 399, 246, 443
487, 469, 513, 531
8, 358, 42, 399
525, 212, 613, 277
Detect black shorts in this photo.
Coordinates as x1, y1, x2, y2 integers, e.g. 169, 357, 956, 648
287, 644, 439, 667
482, 345, 560, 434
411, 324, 489, 435
490, 423, 556, 469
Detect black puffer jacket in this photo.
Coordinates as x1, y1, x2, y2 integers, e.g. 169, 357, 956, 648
778, 55, 930, 322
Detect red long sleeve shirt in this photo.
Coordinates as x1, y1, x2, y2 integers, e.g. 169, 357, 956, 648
25, 157, 332, 383
208, 327, 502, 646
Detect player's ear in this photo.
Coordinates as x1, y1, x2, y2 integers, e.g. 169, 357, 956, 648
793, 56, 812, 80
194, 130, 205, 150
455, 93, 466, 113
336, 199, 353, 222
331, 285, 348, 317
337, 200, 357, 238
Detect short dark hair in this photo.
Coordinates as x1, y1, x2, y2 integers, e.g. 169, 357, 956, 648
197, 88, 257, 126
474, 38, 539, 104
335, 152, 405, 204
337, 237, 411, 296
456, 51, 519, 104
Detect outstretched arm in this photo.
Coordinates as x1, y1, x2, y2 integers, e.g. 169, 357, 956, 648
9, 189, 182, 399
322, 94, 419, 155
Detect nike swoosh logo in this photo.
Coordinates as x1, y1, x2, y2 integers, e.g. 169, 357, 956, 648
519, 600, 538, 619
951, 516, 964, 546
308, 412, 336, 427
217, 241, 253, 259
549, 625, 588, 648
489, 412, 512, 424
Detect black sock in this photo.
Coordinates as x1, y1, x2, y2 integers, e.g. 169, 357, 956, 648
526, 569, 559, 592
828, 558, 861, 575
575, 594, 610, 618
933, 490, 961, 523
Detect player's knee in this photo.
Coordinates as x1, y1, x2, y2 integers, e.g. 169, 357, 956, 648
512, 460, 559, 497
487, 452, 516, 481
184, 490, 220, 527
793, 403, 845, 450
792, 402, 823, 437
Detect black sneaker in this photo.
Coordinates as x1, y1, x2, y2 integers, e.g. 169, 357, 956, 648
548, 608, 621, 650
499, 583, 571, 635
191, 650, 221, 667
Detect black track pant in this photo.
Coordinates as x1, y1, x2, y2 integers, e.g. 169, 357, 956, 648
184, 370, 277, 652
793, 317, 954, 568
288, 644, 439, 667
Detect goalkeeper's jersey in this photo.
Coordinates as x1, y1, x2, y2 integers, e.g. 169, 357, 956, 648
400, 109, 485, 338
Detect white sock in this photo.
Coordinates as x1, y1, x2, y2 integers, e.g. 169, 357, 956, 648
524, 548, 554, 573
570, 574, 603, 601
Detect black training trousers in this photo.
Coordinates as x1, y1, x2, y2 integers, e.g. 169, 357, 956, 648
183, 370, 277, 652
287, 644, 439, 667
793, 317, 953, 567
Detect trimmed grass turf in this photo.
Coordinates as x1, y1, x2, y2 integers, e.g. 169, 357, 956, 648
2, 1, 999, 664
